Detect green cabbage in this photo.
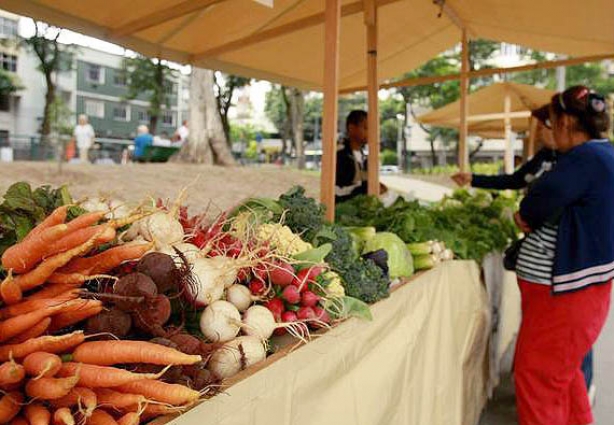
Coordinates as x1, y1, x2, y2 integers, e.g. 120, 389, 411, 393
363, 232, 414, 279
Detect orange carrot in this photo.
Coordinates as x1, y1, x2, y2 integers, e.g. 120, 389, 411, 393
0, 331, 85, 362
0, 392, 23, 424
24, 403, 51, 425
72, 341, 202, 366
0, 291, 79, 319
94, 389, 146, 411
45, 225, 115, 258
23, 352, 62, 379
6, 318, 52, 345
58, 363, 164, 388
49, 387, 96, 417
2, 224, 70, 273
10, 416, 29, 425
52, 408, 74, 425
24, 206, 69, 243
48, 300, 103, 332
25, 374, 79, 400
0, 359, 25, 386
116, 412, 139, 425
0, 298, 86, 342
116, 380, 200, 406
16, 230, 111, 292
65, 211, 106, 233
1, 270, 22, 305
139, 404, 186, 421
86, 410, 118, 425
60, 243, 152, 275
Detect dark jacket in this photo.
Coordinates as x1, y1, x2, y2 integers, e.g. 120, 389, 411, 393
519, 140, 614, 293
472, 148, 556, 191
335, 139, 367, 203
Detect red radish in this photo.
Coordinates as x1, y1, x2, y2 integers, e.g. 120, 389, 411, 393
264, 299, 284, 321
268, 262, 295, 287
300, 291, 320, 308
313, 307, 331, 325
281, 311, 297, 323
293, 267, 322, 292
237, 268, 251, 283
249, 279, 266, 296
297, 306, 316, 321
252, 266, 268, 283
282, 285, 300, 305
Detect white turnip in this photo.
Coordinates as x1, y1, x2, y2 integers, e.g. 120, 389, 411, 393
186, 257, 239, 307
242, 305, 277, 340
199, 300, 242, 343
225, 284, 257, 312
207, 336, 266, 379
141, 212, 184, 249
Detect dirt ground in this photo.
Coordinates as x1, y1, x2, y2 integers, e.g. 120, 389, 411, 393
0, 162, 320, 214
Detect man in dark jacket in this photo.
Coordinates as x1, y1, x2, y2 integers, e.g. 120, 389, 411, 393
335, 110, 369, 203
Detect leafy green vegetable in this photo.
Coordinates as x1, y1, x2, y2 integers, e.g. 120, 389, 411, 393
363, 232, 414, 279
324, 296, 373, 321
275, 186, 326, 242
293, 243, 332, 268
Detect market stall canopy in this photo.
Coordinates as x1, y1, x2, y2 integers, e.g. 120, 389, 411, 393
2, 0, 613, 91
416, 82, 557, 138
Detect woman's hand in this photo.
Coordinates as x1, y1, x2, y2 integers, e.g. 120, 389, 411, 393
514, 211, 532, 233
451, 172, 472, 187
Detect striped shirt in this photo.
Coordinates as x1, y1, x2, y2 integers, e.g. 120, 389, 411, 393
516, 223, 558, 285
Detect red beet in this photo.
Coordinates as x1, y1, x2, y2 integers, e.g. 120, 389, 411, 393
133, 294, 171, 334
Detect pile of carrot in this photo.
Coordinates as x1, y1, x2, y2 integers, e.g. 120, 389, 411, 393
0, 205, 203, 424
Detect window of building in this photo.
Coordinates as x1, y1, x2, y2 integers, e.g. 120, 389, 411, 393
161, 111, 175, 127
0, 130, 8, 147
0, 53, 17, 72
86, 64, 104, 84
0, 18, 17, 38
164, 83, 177, 95
113, 104, 130, 121
84, 99, 104, 118
0, 95, 9, 112
137, 110, 150, 123
113, 70, 127, 87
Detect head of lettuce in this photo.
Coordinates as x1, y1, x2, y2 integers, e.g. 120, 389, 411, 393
363, 232, 414, 279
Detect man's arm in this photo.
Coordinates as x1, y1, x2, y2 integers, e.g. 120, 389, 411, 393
471, 149, 551, 190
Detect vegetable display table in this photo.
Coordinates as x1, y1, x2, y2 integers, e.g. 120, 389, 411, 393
160, 260, 490, 425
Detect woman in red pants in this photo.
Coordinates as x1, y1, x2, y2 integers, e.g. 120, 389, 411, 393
514, 85, 613, 425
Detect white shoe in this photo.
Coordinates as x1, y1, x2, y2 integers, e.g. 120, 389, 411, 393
588, 383, 597, 408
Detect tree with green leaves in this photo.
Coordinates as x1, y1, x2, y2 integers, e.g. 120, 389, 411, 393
0, 69, 21, 97
214, 73, 251, 145
122, 55, 175, 135
21, 23, 75, 139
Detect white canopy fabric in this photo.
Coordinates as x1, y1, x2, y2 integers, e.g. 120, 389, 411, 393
2, 0, 613, 91
417, 82, 557, 138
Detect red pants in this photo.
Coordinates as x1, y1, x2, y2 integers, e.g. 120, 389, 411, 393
514, 279, 611, 425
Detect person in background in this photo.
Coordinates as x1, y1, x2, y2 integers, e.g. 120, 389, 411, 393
72, 114, 95, 163
133, 125, 153, 163
335, 110, 387, 203
173, 120, 189, 144
513, 86, 613, 425
452, 106, 596, 401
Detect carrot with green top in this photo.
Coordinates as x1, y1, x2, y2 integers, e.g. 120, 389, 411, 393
116, 412, 139, 425
10, 416, 28, 425
6, 318, 52, 345
94, 389, 146, 411
0, 392, 23, 424
116, 380, 200, 406
24, 205, 69, 243
0, 358, 25, 387
28, 284, 81, 302
64, 211, 106, 233
0, 331, 85, 362
2, 224, 70, 274
1, 270, 22, 305
0, 291, 79, 319
72, 341, 201, 366
24, 403, 51, 425
58, 363, 165, 388
44, 225, 116, 259
15, 229, 111, 292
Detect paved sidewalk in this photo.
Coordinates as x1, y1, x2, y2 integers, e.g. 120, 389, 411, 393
380, 175, 453, 202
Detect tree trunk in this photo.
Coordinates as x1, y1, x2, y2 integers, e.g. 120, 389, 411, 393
203, 70, 235, 166
149, 62, 165, 135
149, 115, 159, 136
289, 88, 305, 170
429, 137, 437, 167
41, 73, 55, 140
172, 67, 213, 164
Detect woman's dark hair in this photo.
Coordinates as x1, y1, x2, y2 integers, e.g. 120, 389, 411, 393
346, 110, 367, 130
551, 85, 610, 139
